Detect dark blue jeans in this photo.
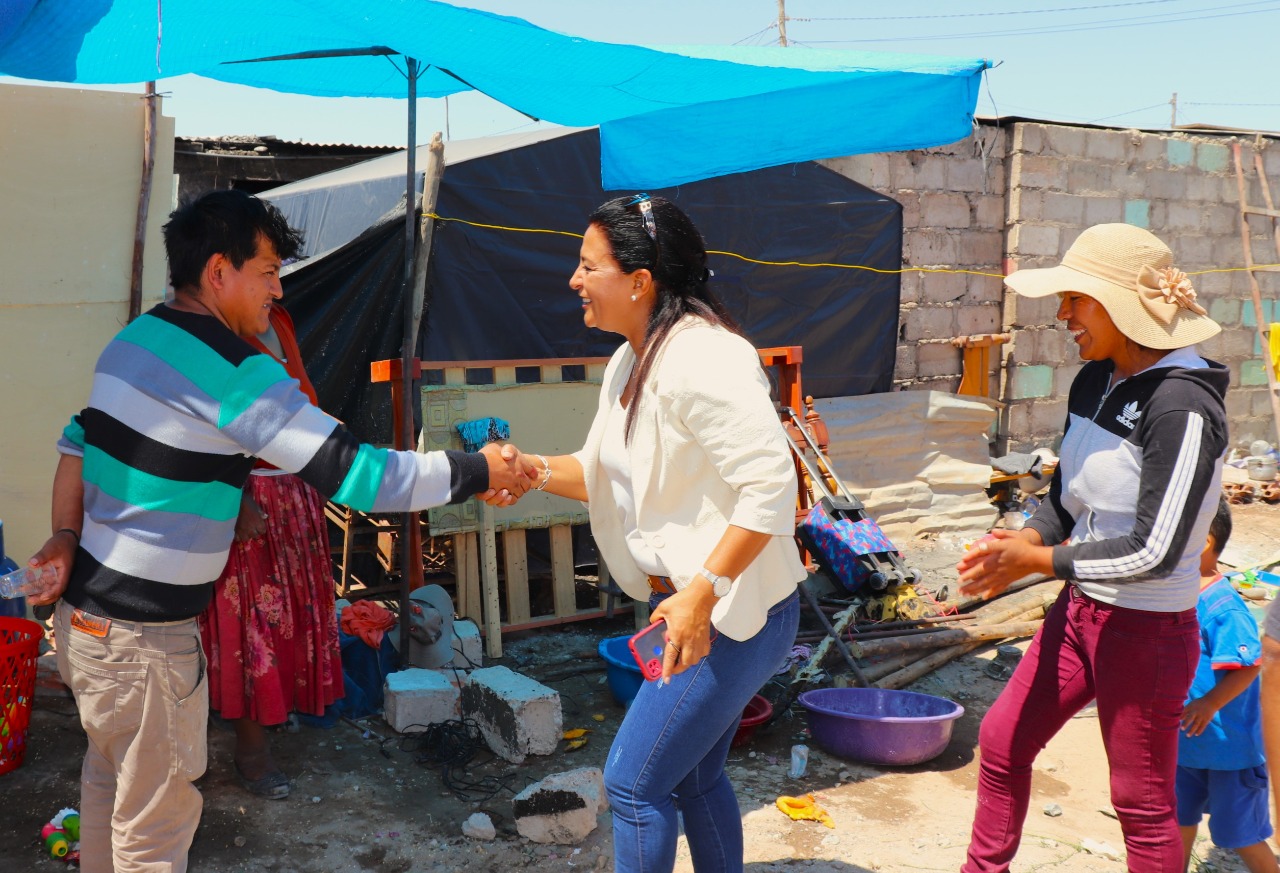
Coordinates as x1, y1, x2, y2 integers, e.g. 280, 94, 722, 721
604, 591, 799, 873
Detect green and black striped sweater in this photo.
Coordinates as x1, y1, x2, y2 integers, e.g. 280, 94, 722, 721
57, 304, 487, 621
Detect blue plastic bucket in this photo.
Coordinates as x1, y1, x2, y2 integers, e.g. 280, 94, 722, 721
598, 635, 644, 708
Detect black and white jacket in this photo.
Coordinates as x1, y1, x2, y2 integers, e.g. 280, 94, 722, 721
1025, 347, 1229, 612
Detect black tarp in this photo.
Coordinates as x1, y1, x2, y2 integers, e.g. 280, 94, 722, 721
278, 129, 901, 443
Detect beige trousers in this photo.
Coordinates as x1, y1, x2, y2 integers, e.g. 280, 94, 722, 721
55, 601, 208, 873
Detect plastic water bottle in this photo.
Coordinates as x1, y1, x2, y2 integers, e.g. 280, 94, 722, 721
0, 563, 56, 599
0, 520, 26, 616
788, 743, 809, 778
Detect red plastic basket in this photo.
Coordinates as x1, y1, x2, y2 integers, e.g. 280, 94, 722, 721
0, 617, 42, 776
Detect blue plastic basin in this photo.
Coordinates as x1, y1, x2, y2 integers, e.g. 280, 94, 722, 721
598, 635, 644, 708
798, 687, 964, 766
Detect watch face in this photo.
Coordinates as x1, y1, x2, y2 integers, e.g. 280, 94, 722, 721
712, 575, 732, 597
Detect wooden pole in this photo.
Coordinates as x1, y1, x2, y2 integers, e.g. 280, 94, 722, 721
1232, 141, 1280, 448
128, 82, 157, 323
849, 620, 1044, 659
873, 605, 1047, 689
777, 0, 788, 46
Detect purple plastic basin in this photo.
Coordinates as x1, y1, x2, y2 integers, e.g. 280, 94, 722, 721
798, 687, 964, 766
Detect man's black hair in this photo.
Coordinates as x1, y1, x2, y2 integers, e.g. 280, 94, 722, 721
162, 189, 303, 292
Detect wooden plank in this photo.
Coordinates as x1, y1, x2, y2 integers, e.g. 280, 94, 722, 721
502, 529, 531, 626
598, 557, 611, 611
453, 532, 481, 624
1243, 206, 1280, 219
421, 357, 611, 370
549, 524, 576, 617
478, 503, 503, 659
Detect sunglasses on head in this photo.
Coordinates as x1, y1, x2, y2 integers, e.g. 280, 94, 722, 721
626, 193, 660, 268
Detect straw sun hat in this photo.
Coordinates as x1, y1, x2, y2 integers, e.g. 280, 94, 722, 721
1005, 223, 1220, 350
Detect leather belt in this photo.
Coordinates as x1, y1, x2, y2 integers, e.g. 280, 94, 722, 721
647, 574, 677, 595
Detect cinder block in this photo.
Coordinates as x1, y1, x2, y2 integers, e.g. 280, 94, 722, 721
1010, 154, 1064, 190
1126, 195, 1157, 227
1147, 170, 1187, 201
974, 194, 1005, 229
1177, 235, 1212, 267
1196, 143, 1229, 173
956, 230, 1003, 267
946, 159, 991, 194
820, 153, 891, 191
1084, 130, 1128, 162
921, 192, 971, 229
901, 305, 955, 342
1067, 162, 1113, 195
1012, 365, 1054, 400
1013, 123, 1044, 154
1041, 192, 1085, 225
513, 767, 608, 845
1166, 139, 1194, 167
1029, 399, 1069, 435
894, 343, 917, 381
451, 619, 483, 669
1208, 298, 1241, 328
915, 342, 961, 379
1083, 197, 1123, 226
1252, 388, 1275, 418
956, 304, 999, 336
905, 231, 958, 267
1009, 224, 1060, 258
1043, 125, 1086, 157
921, 271, 967, 304
384, 668, 462, 734
461, 666, 562, 764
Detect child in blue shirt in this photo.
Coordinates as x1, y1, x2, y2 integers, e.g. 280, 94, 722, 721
1177, 497, 1278, 873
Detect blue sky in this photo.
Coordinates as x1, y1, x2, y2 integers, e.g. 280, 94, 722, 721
7, 0, 1280, 146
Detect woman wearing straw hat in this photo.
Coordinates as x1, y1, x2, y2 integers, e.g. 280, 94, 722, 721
957, 223, 1229, 872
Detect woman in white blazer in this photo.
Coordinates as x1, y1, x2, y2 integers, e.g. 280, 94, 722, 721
497, 195, 806, 873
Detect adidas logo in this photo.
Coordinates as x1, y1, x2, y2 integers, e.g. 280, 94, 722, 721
1115, 401, 1141, 429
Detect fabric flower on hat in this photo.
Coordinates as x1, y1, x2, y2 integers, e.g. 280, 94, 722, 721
1136, 265, 1207, 324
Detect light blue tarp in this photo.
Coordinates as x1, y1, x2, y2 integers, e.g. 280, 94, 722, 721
0, 0, 989, 188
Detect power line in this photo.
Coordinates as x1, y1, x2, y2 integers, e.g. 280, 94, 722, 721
1184, 101, 1280, 107
798, 1, 1280, 43
1088, 101, 1171, 123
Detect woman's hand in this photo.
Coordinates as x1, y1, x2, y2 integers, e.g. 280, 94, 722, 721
957, 528, 1053, 600
478, 444, 541, 507
650, 578, 718, 683
234, 492, 268, 542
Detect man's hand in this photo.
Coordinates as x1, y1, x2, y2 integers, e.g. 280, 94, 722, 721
479, 442, 533, 505
234, 492, 268, 542
24, 529, 78, 607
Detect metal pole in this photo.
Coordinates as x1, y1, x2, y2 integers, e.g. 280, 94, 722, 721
397, 57, 420, 658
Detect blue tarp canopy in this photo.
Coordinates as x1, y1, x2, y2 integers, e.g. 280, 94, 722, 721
0, 0, 990, 188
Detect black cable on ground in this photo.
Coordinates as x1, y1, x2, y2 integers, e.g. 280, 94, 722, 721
396, 718, 522, 804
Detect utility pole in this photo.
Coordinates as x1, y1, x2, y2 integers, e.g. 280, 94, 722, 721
1170, 92, 1178, 128
777, 0, 788, 46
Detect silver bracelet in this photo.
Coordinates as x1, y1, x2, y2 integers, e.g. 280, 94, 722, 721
533, 454, 552, 491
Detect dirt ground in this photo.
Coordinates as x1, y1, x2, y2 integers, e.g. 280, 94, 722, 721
5, 501, 1280, 873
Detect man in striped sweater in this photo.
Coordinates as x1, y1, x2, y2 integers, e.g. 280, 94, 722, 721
23, 190, 528, 873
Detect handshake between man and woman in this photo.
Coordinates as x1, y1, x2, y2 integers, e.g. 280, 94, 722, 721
476, 443, 563, 507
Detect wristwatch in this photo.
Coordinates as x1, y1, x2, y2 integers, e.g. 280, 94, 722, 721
699, 567, 733, 598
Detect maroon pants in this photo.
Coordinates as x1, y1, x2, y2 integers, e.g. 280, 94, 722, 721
963, 585, 1198, 873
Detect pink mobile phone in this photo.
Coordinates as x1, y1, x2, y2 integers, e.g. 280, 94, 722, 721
628, 619, 667, 682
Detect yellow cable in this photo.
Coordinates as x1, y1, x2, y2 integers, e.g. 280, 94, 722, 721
425, 213, 1280, 279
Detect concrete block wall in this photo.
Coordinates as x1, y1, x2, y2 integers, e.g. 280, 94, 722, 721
822, 126, 1009, 395
1003, 122, 1280, 451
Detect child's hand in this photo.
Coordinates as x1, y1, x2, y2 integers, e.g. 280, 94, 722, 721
1181, 697, 1218, 737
